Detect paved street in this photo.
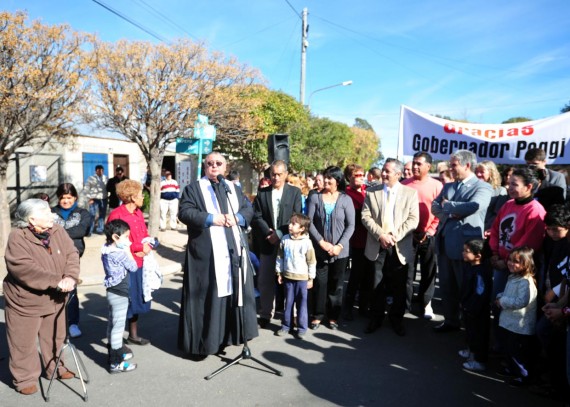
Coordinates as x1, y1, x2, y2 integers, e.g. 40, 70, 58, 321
0, 229, 562, 406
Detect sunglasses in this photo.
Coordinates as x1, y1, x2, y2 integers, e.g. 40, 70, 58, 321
206, 161, 224, 168
353, 173, 365, 178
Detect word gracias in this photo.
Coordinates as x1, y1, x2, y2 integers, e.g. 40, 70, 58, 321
443, 122, 534, 139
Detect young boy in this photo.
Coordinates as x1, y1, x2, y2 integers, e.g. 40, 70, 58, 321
275, 213, 316, 339
102, 219, 139, 373
541, 204, 570, 304
535, 205, 570, 396
460, 238, 492, 371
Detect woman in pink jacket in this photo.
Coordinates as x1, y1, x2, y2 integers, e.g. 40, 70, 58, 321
489, 167, 546, 352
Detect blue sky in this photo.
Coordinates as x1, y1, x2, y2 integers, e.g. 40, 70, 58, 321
4, 0, 570, 160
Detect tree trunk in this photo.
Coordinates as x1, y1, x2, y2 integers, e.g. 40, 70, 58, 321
147, 155, 163, 237
0, 167, 12, 257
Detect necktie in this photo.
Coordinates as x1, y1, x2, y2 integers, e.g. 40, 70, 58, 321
455, 181, 463, 195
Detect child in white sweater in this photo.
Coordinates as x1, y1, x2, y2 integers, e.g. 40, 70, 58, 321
495, 246, 538, 386
275, 213, 316, 339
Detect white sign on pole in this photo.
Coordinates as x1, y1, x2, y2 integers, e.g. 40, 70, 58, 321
177, 160, 193, 192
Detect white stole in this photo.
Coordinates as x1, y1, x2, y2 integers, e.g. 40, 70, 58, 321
199, 177, 242, 298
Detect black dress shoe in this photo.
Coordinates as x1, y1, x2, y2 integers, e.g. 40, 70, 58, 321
187, 353, 208, 362
392, 323, 406, 337
433, 322, 460, 333
258, 317, 270, 328
364, 318, 383, 334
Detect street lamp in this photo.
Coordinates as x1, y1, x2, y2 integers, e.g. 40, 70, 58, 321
307, 80, 353, 109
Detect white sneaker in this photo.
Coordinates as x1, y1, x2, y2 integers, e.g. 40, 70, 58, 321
458, 349, 472, 359
423, 302, 434, 320
463, 360, 486, 371
69, 324, 82, 338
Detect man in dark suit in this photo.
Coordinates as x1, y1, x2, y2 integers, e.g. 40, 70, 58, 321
252, 160, 302, 328
432, 150, 493, 332
525, 147, 567, 204
362, 158, 419, 336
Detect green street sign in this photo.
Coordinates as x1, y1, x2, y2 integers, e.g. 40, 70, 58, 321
176, 138, 212, 154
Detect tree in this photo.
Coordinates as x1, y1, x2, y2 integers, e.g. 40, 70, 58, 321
561, 101, 570, 114
289, 117, 354, 173
217, 86, 309, 173
0, 12, 90, 255
88, 38, 261, 236
349, 126, 381, 168
502, 117, 532, 124
354, 117, 374, 131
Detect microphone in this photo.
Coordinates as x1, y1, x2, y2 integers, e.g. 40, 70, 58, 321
216, 174, 232, 194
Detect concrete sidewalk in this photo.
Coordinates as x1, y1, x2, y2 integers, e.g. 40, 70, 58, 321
0, 227, 187, 290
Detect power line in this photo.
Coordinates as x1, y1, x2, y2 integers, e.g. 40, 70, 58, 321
130, 0, 199, 40
283, 0, 302, 19
91, 0, 169, 42
313, 15, 554, 94
220, 18, 295, 48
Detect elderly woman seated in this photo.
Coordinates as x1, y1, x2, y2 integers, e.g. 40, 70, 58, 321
3, 199, 80, 395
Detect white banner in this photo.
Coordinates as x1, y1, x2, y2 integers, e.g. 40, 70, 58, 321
398, 105, 570, 164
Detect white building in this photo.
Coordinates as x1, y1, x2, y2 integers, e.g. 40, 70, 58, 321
6, 134, 256, 212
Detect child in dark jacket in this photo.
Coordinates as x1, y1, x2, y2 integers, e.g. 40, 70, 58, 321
460, 238, 492, 371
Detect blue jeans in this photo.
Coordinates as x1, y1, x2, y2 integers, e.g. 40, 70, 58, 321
89, 198, 108, 234
282, 278, 308, 333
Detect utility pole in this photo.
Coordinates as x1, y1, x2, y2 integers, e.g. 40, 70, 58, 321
300, 7, 308, 105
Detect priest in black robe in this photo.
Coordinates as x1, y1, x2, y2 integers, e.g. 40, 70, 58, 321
177, 152, 258, 359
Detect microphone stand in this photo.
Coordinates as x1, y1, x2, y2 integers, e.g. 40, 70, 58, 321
46, 290, 90, 402
205, 178, 283, 380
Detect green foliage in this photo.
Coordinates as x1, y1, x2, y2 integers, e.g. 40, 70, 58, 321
254, 89, 309, 134
233, 87, 309, 172
349, 125, 381, 168
433, 114, 453, 121
354, 117, 374, 131
502, 117, 533, 123
289, 117, 354, 173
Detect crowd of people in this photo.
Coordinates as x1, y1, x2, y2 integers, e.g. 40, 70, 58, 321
3, 147, 570, 404
246, 147, 570, 403
4, 174, 161, 392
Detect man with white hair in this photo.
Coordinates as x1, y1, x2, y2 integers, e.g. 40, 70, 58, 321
432, 150, 492, 332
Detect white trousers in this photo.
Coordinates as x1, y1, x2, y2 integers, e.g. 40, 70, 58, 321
159, 198, 179, 230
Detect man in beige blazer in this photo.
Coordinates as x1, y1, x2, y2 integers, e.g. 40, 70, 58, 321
362, 158, 419, 336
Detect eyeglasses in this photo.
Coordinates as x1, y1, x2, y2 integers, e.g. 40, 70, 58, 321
206, 161, 224, 168
353, 173, 365, 178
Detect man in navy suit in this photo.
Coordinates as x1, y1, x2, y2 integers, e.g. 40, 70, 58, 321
525, 147, 567, 206
431, 150, 493, 332
252, 160, 303, 328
